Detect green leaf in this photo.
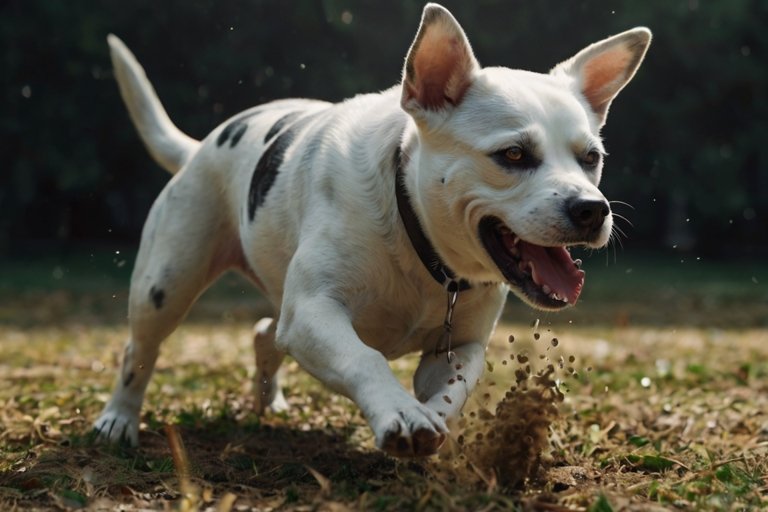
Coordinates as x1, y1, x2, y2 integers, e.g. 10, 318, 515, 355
588, 493, 614, 512
624, 454, 676, 472
628, 435, 650, 447
715, 464, 734, 483
58, 489, 87, 508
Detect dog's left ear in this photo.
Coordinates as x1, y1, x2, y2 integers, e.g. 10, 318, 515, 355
401, 3, 480, 116
552, 28, 651, 127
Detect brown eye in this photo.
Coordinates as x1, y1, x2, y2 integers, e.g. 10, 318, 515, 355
583, 150, 601, 167
505, 147, 523, 162
491, 145, 540, 170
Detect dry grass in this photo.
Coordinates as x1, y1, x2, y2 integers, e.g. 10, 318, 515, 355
1, 253, 767, 510
1, 318, 767, 510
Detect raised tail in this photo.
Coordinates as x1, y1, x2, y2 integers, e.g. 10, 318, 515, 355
107, 34, 200, 174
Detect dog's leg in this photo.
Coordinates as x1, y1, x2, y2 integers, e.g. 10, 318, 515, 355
413, 342, 486, 422
278, 293, 448, 457
93, 179, 234, 445
252, 317, 288, 413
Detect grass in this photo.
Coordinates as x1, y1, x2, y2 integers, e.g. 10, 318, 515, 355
1, 250, 767, 510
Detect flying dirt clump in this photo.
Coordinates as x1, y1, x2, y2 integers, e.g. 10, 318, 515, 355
445, 328, 577, 489
467, 364, 564, 488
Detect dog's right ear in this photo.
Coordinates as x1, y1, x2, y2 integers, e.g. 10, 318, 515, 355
551, 28, 651, 127
401, 4, 479, 117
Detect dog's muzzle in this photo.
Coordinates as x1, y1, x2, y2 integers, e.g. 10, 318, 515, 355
478, 217, 585, 310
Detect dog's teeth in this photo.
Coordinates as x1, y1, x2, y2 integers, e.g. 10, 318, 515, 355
574, 258, 583, 269
512, 236, 520, 245
548, 291, 568, 303
542, 284, 552, 294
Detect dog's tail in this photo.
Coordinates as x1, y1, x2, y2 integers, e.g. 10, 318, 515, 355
107, 34, 200, 174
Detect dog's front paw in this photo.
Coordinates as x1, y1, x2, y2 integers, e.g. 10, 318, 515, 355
92, 409, 139, 446
376, 405, 448, 457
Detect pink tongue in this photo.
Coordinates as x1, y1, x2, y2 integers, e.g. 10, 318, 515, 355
518, 242, 585, 304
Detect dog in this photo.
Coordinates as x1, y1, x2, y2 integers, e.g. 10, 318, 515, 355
95, 4, 650, 457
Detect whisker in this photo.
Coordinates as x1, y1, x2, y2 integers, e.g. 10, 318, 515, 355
609, 199, 635, 210
612, 224, 629, 239
611, 212, 634, 228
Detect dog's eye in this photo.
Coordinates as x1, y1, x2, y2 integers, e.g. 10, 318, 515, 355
582, 150, 602, 168
490, 146, 541, 171
505, 146, 523, 162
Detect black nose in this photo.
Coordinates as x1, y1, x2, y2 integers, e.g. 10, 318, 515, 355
567, 198, 610, 232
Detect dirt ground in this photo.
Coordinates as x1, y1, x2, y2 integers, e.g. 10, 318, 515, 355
1, 252, 767, 510
1, 313, 767, 510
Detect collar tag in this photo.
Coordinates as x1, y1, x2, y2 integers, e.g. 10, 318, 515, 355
434, 285, 459, 363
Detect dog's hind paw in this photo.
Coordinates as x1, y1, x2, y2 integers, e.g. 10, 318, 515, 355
92, 410, 139, 446
377, 406, 448, 457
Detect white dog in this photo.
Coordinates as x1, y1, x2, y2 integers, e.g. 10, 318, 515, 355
95, 4, 650, 457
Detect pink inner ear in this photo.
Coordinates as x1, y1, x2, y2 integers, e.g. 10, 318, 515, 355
583, 49, 632, 110
411, 31, 472, 109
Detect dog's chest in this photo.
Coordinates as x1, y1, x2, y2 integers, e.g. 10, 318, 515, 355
348, 281, 454, 359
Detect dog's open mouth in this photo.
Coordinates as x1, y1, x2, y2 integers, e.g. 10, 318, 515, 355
478, 217, 585, 309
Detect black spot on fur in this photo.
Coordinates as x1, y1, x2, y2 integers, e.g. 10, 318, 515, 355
123, 371, 135, 387
217, 109, 263, 148
248, 111, 325, 221
217, 122, 237, 147
230, 123, 248, 147
248, 130, 296, 221
264, 111, 302, 143
150, 286, 165, 309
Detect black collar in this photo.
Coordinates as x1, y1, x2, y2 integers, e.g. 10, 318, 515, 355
394, 147, 471, 293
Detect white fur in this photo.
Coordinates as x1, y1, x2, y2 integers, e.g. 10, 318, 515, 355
95, 4, 650, 456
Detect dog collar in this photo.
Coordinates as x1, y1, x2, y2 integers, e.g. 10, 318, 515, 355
394, 148, 471, 293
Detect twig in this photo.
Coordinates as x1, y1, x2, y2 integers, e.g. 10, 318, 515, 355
165, 424, 190, 480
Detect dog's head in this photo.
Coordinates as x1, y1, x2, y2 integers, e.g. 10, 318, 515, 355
400, 3, 651, 310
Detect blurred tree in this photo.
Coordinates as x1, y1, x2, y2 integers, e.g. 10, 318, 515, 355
1, 0, 765, 257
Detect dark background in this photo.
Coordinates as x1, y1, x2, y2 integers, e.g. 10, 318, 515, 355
2, 0, 767, 259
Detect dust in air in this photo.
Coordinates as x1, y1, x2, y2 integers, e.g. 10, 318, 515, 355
439, 320, 585, 489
